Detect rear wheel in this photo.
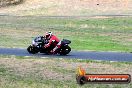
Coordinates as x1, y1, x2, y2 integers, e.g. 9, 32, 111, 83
27, 45, 38, 54
60, 45, 71, 55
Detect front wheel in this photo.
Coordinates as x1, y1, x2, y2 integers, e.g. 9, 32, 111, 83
27, 45, 39, 54
59, 45, 71, 55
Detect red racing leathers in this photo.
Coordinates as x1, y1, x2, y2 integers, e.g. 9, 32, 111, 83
44, 35, 60, 48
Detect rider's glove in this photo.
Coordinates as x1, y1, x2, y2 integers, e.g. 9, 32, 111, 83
44, 44, 49, 48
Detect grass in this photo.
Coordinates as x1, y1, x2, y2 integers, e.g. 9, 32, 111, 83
0, 1, 131, 88
0, 16, 132, 52
0, 55, 132, 88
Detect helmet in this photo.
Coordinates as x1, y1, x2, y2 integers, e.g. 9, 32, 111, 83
45, 31, 52, 39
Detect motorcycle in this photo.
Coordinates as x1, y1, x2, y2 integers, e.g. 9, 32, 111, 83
27, 36, 71, 55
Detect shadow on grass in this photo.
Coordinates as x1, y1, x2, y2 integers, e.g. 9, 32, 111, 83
0, 0, 24, 7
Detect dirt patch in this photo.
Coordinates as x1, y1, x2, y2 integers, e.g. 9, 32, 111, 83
0, 0, 131, 16
90, 16, 112, 19
0, 56, 132, 82
0, 57, 72, 81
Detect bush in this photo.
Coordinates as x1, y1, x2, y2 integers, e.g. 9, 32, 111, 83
0, 0, 23, 7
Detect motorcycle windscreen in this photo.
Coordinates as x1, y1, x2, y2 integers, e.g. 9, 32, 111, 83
34, 36, 43, 42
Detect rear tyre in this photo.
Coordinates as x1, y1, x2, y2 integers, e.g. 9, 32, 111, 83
60, 45, 71, 55
27, 45, 38, 54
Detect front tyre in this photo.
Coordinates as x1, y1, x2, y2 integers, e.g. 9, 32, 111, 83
27, 45, 38, 54
60, 45, 71, 55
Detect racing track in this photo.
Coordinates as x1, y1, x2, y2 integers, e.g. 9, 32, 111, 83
0, 15, 132, 62
0, 48, 132, 62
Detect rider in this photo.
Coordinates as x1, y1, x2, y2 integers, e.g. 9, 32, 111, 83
44, 31, 60, 54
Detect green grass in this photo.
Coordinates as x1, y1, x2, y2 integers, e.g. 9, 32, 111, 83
0, 55, 132, 88
0, 16, 132, 52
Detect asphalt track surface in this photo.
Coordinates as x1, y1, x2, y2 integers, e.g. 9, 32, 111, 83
0, 48, 132, 62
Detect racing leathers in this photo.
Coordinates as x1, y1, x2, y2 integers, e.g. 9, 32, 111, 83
44, 35, 60, 53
